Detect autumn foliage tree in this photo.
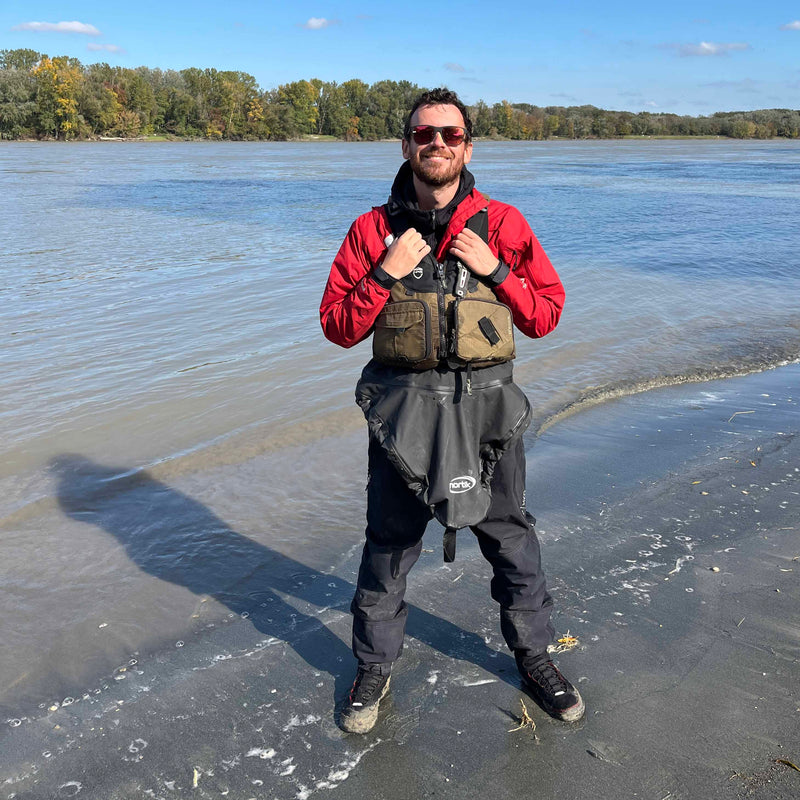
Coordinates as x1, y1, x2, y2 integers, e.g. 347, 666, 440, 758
1, 48, 798, 141
32, 56, 82, 139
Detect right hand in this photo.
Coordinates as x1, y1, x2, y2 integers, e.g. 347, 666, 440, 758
380, 228, 431, 279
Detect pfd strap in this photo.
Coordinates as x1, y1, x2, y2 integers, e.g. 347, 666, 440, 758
443, 527, 457, 562
390, 549, 403, 579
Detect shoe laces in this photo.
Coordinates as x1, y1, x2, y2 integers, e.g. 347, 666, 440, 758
350, 668, 386, 706
527, 660, 568, 697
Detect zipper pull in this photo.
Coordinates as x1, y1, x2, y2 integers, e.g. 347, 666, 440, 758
455, 262, 468, 298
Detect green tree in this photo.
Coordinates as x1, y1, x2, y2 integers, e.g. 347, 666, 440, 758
0, 67, 38, 138
0, 48, 42, 71
277, 79, 318, 135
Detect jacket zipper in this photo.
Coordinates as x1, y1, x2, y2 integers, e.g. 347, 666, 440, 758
436, 261, 447, 357
431, 210, 448, 358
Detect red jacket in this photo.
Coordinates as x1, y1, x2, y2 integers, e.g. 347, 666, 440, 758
320, 187, 565, 349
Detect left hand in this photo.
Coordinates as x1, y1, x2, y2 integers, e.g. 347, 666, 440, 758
448, 228, 500, 277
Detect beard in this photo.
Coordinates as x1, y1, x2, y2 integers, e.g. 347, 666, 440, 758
408, 148, 464, 188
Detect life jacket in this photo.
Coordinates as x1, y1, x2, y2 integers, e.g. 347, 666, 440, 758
372, 203, 516, 371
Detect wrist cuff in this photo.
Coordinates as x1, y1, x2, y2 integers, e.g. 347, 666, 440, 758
485, 259, 510, 287
371, 264, 397, 290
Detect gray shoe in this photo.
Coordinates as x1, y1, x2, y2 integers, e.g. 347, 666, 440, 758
339, 665, 391, 734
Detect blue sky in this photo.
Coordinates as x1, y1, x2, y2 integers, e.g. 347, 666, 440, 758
2, 1, 799, 115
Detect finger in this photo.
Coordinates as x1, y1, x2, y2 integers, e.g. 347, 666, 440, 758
399, 228, 421, 243
456, 228, 479, 244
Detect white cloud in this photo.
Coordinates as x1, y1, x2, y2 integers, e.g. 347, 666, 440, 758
644, 101, 658, 107
302, 17, 339, 30
444, 63, 465, 73
13, 20, 100, 35
780, 21, 800, 30
87, 43, 125, 54
673, 41, 750, 57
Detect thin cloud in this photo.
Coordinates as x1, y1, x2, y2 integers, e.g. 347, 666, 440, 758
301, 17, 339, 30
674, 41, 750, 57
13, 20, 100, 35
87, 43, 125, 54
780, 21, 800, 30
444, 63, 466, 73
658, 40, 751, 57
702, 78, 761, 93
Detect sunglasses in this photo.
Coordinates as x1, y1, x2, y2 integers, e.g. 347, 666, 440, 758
409, 125, 468, 146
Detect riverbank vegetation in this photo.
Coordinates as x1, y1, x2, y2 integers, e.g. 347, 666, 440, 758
2, 49, 798, 142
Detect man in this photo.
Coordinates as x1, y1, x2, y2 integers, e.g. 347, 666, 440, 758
320, 88, 582, 734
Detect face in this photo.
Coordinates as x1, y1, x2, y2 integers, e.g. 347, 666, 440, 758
402, 104, 473, 188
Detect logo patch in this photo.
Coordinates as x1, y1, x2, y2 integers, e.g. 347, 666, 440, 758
412, 266, 424, 279
449, 476, 476, 494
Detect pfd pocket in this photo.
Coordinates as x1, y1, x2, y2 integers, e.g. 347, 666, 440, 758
453, 298, 515, 363
373, 300, 433, 365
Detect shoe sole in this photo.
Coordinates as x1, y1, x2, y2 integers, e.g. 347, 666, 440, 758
339, 676, 391, 734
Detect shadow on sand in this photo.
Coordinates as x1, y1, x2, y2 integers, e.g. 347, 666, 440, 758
50, 455, 517, 699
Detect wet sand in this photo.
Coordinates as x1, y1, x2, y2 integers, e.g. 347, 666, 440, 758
2, 365, 799, 800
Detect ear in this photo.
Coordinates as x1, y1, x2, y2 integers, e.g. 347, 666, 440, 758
463, 141, 473, 165
401, 137, 410, 160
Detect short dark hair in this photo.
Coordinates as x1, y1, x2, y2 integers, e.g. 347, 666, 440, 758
403, 88, 473, 142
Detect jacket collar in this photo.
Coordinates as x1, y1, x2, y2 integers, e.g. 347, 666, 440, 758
388, 161, 478, 235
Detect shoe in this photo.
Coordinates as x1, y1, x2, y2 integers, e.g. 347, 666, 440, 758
516, 652, 585, 723
339, 664, 391, 734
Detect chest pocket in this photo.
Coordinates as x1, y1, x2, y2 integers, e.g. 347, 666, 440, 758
452, 297, 515, 363
373, 299, 432, 365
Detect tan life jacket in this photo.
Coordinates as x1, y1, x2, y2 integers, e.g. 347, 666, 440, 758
372, 206, 516, 370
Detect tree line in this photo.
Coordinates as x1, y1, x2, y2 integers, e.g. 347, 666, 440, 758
2, 48, 799, 142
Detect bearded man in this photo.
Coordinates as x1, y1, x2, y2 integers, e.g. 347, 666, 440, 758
320, 88, 582, 733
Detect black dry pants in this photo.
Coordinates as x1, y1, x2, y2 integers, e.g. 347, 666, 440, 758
351, 436, 554, 665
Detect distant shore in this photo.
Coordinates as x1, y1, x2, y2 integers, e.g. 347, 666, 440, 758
4, 133, 790, 144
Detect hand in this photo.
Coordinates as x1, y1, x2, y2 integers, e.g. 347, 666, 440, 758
381, 228, 432, 279
448, 228, 500, 277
